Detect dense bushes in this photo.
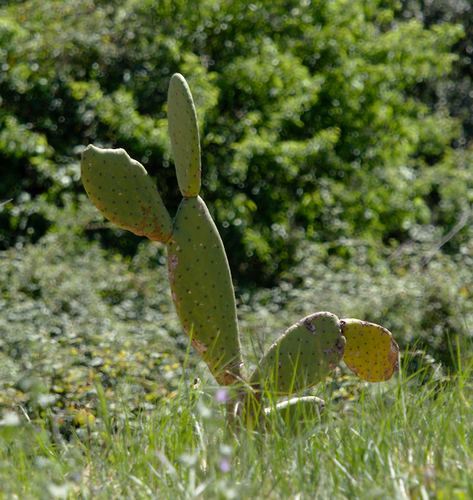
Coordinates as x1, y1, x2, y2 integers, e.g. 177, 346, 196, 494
1, 0, 472, 285
1, 0, 473, 379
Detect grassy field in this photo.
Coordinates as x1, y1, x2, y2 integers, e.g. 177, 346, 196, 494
0, 356, 472, 500
1, 205, 472, 499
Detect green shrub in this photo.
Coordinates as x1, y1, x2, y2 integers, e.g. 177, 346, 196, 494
1, 0, 471, 286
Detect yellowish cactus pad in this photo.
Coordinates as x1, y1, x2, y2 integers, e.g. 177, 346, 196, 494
339, 319, 399, 382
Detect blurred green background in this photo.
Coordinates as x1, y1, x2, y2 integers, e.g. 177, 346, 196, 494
1, 0, 473, 412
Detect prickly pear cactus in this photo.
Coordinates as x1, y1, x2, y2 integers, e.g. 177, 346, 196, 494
81, 145, 173, 242
266, 395, 325, 418
166, 74, 243, 386
80, 72, 400, 429
167, 73, 201, 197
167, 196, 242, 386
80, 74, 244, 388
249, 312, 346, 395
340, 318, 399, 382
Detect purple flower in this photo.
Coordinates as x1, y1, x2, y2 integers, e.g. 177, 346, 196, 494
215, 388, 230, 403
219, 458, 231, 472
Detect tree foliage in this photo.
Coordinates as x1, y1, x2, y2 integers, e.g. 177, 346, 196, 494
1, 0, 472, 286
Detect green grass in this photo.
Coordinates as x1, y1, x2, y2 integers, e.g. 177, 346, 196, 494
1, 203, 472, 498
1, 356, 472, 500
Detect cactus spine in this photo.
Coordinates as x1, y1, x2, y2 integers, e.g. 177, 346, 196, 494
81, 73, 399, 427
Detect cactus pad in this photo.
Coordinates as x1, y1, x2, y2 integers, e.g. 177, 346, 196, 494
167, 196, 243, 386
339, 319, 399, 382
249, 312, 346, 395
81, 145, 173, 242
168, 73, 201, 197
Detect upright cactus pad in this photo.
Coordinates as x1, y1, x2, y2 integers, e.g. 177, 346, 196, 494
167, 73, 201, 197
167, 196, 243, 386
340, 319, 399, 382
81, 145, 173, 242
250, 312, 346, 395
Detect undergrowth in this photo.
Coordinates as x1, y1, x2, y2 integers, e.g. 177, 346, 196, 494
1, 355, 472, 499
